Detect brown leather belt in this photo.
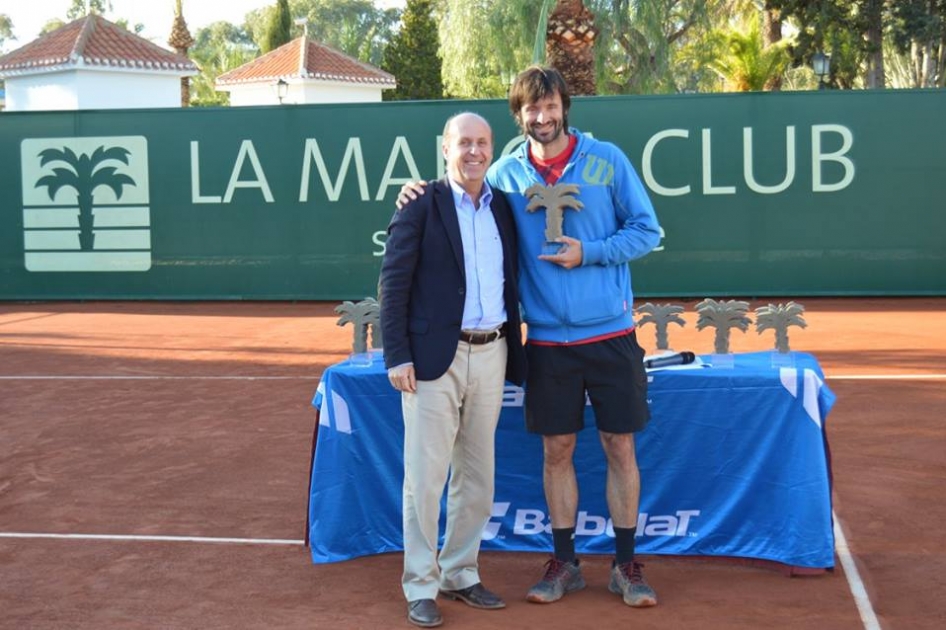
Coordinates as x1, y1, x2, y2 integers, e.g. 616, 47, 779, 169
459, 327, 506, 345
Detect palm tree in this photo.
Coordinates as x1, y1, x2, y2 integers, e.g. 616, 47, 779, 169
695, 298, 752, 354
545, 0, 599, 94
707, 15, 791, 91
168, 0, 195, 106
524, 183, 584, 242
335, 298, 380, 354
35, 146, 134, 251
761, 3, 785, 90
755, 302, 807, 353
191, 42, 257, 107
635, 303, 686, 351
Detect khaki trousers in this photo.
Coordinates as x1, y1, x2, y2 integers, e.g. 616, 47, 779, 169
401, 337, 508, 602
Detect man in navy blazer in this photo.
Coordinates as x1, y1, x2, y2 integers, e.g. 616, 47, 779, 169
380, 112, 525, 628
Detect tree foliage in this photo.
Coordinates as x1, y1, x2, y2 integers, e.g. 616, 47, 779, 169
189, 22, 259, 107
261, 0, 293, 54
248, 0, 399, 67
39, 20, 67, 36
66, 0, 111, 20
438, 0, 542, 98
589, 0, 745, 94
706, 13, 791, 91
15, 0, 937, 104
382, 0, 443, 100
0, 13, 14, 52
763, 0, 891, 89
888, 0, 946, 87
59, 0, 142, 33
434, 0, 777, 97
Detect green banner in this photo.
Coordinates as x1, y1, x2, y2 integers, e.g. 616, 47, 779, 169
1, 89, 944, 300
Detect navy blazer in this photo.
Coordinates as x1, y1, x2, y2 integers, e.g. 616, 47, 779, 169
380, 179, 525, 385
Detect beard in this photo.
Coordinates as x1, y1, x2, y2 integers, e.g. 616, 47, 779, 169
524, 114, 568, 147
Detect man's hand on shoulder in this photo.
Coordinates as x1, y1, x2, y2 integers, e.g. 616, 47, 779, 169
396, 181, 429, 211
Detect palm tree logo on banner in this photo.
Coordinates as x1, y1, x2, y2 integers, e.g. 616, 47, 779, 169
20, 137, 151, 272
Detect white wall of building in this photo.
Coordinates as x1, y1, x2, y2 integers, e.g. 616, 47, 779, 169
5, 73, 79, 110
223, 80, 386, 107
3, 68, 189, 111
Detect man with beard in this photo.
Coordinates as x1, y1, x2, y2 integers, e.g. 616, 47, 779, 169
490, 64, 661, 608
398, 66, 661, 609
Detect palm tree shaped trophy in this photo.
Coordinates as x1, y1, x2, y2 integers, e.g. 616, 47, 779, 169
335, 298, 381, 366
524, 183, 584, 255
755, 301, 806, 365
695, 298, 752, 367
635, 303, 686, 352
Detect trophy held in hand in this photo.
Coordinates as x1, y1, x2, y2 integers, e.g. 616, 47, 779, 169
524, 183, 584, 256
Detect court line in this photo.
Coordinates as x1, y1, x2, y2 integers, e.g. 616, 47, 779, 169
0, 532, 304, 545
0, 519, 886, 630
833, 512, 882, 630
0, 375, 317, 380
0, 374, 943, 381
828, 374, 946, 380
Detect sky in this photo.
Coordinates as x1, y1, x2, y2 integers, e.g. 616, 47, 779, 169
1, 0, 405, 52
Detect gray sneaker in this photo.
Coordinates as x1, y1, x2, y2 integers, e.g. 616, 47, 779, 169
609, 561, 658, 607
526, 557, 586, 603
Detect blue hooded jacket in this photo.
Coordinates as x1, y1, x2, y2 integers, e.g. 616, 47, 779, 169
487, 129, 661, 343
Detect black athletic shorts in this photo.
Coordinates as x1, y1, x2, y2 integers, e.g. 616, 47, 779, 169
524, 330, 650, 435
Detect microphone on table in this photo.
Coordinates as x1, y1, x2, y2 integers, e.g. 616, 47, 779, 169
643, 351, 696, 369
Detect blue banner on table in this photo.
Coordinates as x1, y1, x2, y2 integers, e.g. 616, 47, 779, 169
309, 352, 836, 569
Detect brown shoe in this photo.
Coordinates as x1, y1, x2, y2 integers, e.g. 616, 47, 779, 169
407, 599, 443, 627
439, 582, 506, 609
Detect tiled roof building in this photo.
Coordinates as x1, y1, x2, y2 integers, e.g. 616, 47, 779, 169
216, 36, 395, 106
0, 14, 198, 111
0, 14, 197, 76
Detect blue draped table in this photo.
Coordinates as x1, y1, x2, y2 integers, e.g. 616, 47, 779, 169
307, 351, 836, 570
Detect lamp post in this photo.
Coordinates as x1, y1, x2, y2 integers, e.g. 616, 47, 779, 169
275, 78, 289, 104
812, 52, 831, 90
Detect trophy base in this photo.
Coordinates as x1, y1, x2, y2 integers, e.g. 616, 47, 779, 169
709, 353, 735, 369
348, 351, 375, 367
541, 241, 567, 256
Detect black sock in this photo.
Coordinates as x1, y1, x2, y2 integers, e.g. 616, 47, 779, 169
613, 526, 637, 565
552, 527, 576, 563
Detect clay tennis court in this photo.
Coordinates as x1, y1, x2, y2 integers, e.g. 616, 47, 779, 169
1, 298, 944, 629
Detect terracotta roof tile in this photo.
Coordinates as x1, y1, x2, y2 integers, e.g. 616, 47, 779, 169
0, 14, 197, 76
216, 37, 395, 87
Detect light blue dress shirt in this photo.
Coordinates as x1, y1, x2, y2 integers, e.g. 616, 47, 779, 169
448, 179, 507, 332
